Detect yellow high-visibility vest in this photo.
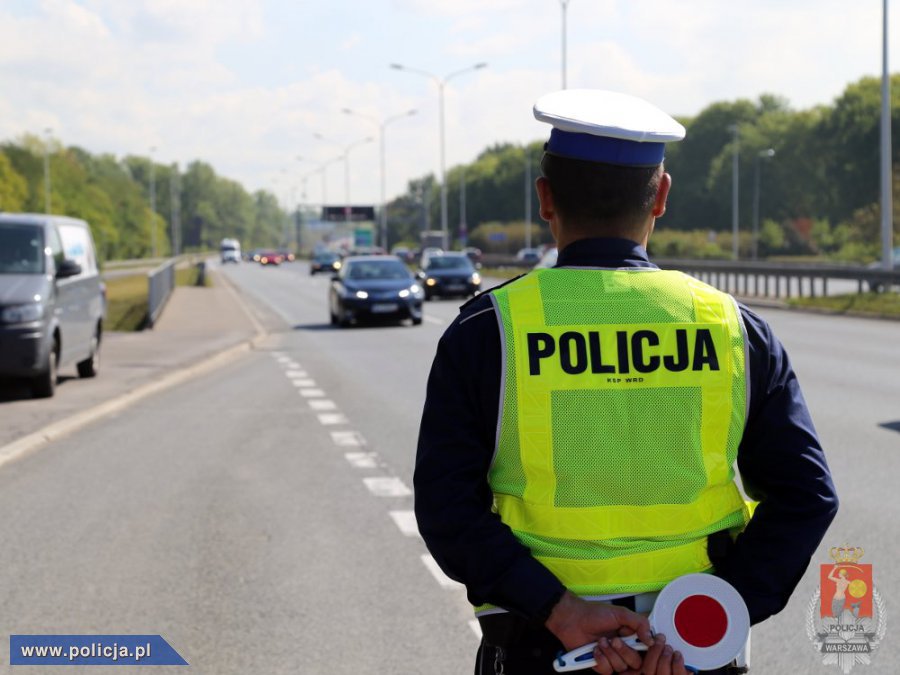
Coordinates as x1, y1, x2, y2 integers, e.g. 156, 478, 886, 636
479, 267, 751, 614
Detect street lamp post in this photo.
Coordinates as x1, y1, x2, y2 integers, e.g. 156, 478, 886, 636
728, 125, 740, 260
390, 61, 487, 250
881, 0, 894, 271
343, 108, 417, 251
560, 1, 572, 89
43, 128, 52, 214
460, 167, 467, 247
170, 163, 180, 256
525, 149, 533, 249
341, 136, 373, 226
752, 149, 775, 261
149, 146, 157, 258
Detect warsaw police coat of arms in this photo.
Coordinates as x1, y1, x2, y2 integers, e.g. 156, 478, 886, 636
806, 546, 887, 673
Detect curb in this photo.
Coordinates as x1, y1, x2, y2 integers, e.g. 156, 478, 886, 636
0, 269, 268, 472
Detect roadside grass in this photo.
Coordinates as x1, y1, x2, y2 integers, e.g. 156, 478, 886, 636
787, 292, 900, 319
105, 264, 210, 331
104, 274, 148, 332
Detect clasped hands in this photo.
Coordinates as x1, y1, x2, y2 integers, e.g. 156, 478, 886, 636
545, 591, 689, 675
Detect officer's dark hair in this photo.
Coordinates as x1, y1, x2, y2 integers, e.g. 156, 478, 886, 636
540, 152, 662, 237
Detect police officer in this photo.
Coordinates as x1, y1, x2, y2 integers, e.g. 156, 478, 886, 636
414, 89, 838, 675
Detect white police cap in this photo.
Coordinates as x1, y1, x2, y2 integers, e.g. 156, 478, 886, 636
534, 89, 685, 166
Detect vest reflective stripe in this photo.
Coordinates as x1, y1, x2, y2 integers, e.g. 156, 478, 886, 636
493, 483, 748, 540
540, 538, 712, 591
485, 267, 749, 603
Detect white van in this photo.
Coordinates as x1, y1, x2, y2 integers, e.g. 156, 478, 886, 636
0, 213, 106, 397
220, 238, 241, 264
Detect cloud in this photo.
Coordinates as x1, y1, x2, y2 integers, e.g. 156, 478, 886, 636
0, 0, 895, 211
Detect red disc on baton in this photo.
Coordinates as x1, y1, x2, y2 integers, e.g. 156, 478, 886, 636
673, 594, 729, 647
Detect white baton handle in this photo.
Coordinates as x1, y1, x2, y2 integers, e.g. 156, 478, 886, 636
553, 635, 647, 672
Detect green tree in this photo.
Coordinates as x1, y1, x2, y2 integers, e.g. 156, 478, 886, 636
0, 151, 27, 211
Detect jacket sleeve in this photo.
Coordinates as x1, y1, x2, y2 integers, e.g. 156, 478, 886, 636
414, 305, 566, 620
715, 306, 839, 624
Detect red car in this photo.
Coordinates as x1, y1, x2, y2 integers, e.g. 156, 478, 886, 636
258, 251, 284, 266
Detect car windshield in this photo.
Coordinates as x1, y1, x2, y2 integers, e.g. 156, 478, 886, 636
347, 260, 410, 280
0, 223, 45, 275
317, 253, 340, 262
427, 256, 472, 271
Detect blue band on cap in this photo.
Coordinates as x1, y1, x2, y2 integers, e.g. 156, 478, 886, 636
546, 128, 665, 166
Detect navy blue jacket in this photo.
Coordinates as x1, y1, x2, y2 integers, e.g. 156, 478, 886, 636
414, 238, 838, 626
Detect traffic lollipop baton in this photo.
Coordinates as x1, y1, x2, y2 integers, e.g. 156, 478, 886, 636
553, 573, 750, 672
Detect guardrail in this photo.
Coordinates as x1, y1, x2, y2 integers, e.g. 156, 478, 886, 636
480, 254, 899, 298
655, 259, 900, 298
146, 259, 176, 328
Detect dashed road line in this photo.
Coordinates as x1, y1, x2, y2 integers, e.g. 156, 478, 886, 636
423, 315, 445, 326
345, 452, 379, 468
298, 388, 325, 397
291, 379, 316, 387
330, 431, 366, 446
286, 370, 308, 378
317, 413, 349, 425
389, 510, 419, 537
420, 554, 463, 589
308, 399, 337, 411
363, 476, 412, 497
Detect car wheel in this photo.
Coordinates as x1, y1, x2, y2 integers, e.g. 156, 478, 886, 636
411, 316, 423, 326
32, 335, 59, 398
77, 324, 101, 378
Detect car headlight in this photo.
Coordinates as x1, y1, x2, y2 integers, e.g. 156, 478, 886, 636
425, 278, 437, 286
1, 302, 44, 323
355, 290, 369, 299
398, 289, 410, 298
471, 273, 481, 285
334, 261, 342, 269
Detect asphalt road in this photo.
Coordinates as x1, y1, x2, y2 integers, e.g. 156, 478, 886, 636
0, 259, 897, 674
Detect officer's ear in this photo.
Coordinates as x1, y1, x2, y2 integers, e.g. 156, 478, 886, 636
651, 172, 672, 218
536, 176, 556, 223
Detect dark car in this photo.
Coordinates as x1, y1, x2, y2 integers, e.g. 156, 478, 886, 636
0, 213, 105, 397
329, 256, 423, 327
418, 253, 481, 300
310, 251, 342, 276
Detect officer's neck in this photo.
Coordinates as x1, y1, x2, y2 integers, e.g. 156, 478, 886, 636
554, 218, 654, 252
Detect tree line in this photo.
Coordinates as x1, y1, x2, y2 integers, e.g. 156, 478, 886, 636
0, 135, 288, 262
385, 75, 900, 261
1, 74, 897, 263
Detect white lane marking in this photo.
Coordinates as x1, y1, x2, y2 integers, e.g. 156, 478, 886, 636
286, 370, 308, 378
423, 315, 445, 325
389, 510, 420, 537
345, 452, 379, 469
420, 554, 463, 589
363, 476, 412, 497
291, 379, 316, 387
317, 413, 348, 425
299, 388, 325, 397
308, 399, 337, 411
283, 362, 301, 370
330, 431, 366, 446
469, 621, 482, 639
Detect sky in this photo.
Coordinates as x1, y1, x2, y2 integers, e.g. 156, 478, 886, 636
0, 0, 897, 210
